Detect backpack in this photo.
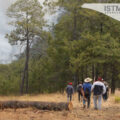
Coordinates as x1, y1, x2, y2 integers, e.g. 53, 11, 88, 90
77, 84, 82, 92
66, 85, 73, 94
85, 87, 90, 96
93, 85, 103, 95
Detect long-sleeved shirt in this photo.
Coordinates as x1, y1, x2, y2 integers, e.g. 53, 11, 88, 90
91, 81, 106, 95
83, 82, 92, 95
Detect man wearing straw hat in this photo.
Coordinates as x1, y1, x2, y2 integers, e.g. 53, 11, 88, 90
83, 77, 92, 108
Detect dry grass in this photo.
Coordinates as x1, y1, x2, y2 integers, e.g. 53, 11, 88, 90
0, 91, 120, 120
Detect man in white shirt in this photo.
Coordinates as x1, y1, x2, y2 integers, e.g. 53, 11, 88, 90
91, 77, 106, 110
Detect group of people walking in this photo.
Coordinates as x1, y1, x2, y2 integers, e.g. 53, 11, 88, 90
66, 77, 109, 110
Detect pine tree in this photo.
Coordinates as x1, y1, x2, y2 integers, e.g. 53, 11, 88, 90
6, 0, 45, 94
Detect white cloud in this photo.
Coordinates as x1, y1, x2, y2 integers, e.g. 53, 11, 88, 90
0, 0, 60, 64
0, 0, 14, 64
0, 35, 12, 64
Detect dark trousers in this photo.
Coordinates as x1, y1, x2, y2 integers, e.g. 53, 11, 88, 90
83, 95, 91, 108
67, 94, 72, 102
103, 92, 108, 101
78, 92, 82, 102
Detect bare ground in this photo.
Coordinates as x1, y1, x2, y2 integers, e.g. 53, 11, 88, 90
0, 91, 120, 120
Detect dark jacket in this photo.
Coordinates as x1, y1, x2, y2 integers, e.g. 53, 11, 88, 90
66, 85, 74, 95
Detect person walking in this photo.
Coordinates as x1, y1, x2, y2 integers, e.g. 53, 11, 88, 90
77, 82, 83, 102
102, 80, 109, 101
91, 77, 106, 110
83, 78, 92, 108
66, 82, 74, 102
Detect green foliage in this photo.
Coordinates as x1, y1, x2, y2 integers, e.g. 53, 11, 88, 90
6, 0, 45, 45
0, 59, 24, 95
0, 0, 120, 95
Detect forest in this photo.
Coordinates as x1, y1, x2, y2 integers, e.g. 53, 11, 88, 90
0, 0, 120, 95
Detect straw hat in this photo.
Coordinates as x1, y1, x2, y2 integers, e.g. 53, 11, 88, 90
84, 77, 92, 83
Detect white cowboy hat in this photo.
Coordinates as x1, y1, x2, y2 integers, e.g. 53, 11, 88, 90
84, 77, 92, 83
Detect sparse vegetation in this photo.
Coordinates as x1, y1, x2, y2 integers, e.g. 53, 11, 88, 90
115, 96, 120, 103
0, 91, 120, 120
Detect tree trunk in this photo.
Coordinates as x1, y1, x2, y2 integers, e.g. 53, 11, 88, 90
100, 22, 103, 33
111, 79, 115, 94
73, 72, 78, 91
20, 63, 26, 94
20, 12, 30, 94
0, 101, 72, 111
95, 63, 99, 79
92, 64, 95, 81
73, 8, 77, 40
25, 30, 29, 94
81, 67, 84, 83
85, 65, 88, 78
20, 44, 29, 94
111, 64, 116, 94
103, 63, 107, 80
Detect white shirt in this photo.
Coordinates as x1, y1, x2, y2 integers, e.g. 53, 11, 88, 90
91, 81, 106, 94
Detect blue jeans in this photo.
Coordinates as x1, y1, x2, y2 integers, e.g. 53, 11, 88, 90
83, 95, 90, 108
67, 94, 72, 102
93, 95, 102, 110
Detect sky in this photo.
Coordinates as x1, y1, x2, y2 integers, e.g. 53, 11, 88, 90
0, 0, 14, 63
0, 0, 59, 64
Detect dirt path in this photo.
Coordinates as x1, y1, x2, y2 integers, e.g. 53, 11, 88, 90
0, 91, 120, 120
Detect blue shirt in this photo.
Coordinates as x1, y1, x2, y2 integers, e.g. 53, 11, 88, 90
83, 82, 92, 94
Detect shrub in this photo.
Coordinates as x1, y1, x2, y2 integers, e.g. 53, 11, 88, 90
115, 97, 120, 103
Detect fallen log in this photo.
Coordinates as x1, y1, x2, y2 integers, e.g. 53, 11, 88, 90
0, 101, 73, 111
